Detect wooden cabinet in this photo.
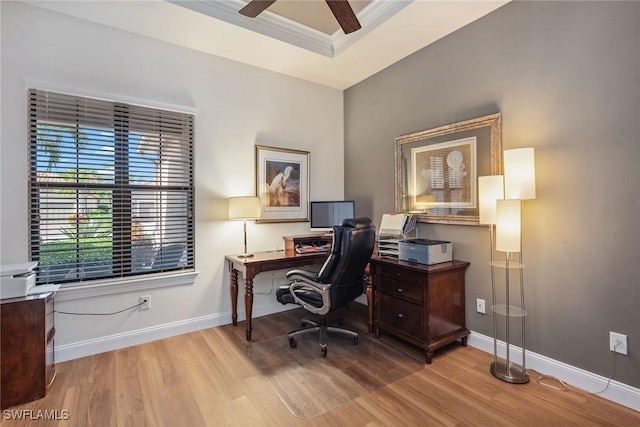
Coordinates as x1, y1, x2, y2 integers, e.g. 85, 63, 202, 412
1, 292, 56, 409
370, 256, 470, 364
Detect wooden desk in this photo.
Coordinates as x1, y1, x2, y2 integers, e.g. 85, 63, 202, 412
226, 250, 328, 341
227, 247, 378, 341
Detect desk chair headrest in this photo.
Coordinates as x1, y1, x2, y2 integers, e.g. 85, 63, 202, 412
317, 217, 374, 284
339, 217, 374, 230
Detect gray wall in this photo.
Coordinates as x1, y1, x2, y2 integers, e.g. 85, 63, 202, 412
345, 1, 639, 387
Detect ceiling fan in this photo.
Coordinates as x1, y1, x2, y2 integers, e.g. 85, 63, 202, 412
239, 0, 362, 34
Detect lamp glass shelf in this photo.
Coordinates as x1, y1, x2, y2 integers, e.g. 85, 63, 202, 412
490, 260, 525, 269
491, 304, 527, 317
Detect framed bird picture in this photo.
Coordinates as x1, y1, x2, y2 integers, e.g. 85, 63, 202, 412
255, 145, 310, 223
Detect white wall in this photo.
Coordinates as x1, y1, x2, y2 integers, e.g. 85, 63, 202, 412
0, 2, 344, 358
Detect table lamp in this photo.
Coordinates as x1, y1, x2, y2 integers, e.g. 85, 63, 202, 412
228, 196, 260, 257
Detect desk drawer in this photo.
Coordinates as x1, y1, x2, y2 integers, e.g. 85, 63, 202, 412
258, 253, 328, 274
379, 278, 422, 303
377, 294, 423, 339
377, 264, 423, 286
277, 255, 325, 270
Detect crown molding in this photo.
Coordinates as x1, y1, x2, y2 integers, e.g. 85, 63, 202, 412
168, 0, 411, 58
332, 0, 411, 56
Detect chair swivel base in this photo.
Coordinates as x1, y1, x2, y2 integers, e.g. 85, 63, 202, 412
287, 317, 358, 358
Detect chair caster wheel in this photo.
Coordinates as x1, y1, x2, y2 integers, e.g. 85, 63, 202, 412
321, 346, 327, 357
353, 336, 359, 345
289, 338, 297, 348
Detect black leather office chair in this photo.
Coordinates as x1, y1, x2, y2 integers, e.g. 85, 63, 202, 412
276, 217, 375, 357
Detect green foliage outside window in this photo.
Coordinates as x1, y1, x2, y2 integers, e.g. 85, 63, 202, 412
38, 208, 114, 280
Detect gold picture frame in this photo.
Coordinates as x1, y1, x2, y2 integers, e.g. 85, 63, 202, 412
395, 113, 502, 225
255, 145, 310, 223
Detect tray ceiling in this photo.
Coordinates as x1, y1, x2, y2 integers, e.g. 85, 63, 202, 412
23, 0, 509, 89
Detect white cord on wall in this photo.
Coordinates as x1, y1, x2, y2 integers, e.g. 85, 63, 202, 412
536, 340, 622, 395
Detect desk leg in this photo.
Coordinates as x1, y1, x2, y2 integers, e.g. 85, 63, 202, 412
230, 268, 239, 326
244, 276, 254, 341
366, 274, 374, 333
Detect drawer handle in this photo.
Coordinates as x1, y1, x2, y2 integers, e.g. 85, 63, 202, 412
396, 313, 404, 319
396, 287, 403, 293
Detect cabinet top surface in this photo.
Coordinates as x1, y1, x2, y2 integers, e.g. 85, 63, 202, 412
0, 291, 53, 304
370, 254, 469, 272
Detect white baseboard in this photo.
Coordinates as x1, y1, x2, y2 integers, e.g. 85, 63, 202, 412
55, 301, 294, 363
468, 331, 640, 413
55, 313, 223, 362
55, 309, 639, 414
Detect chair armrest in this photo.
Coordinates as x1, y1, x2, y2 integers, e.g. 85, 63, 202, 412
289, 278, 331, 316
286, 269, 319, 282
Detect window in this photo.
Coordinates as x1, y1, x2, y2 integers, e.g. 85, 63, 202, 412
28, 89, 195, 285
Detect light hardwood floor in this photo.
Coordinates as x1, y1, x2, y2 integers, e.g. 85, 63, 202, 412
3, 304, 639, 426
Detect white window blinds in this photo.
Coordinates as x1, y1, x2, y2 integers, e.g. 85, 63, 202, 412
28, 89, 195, 284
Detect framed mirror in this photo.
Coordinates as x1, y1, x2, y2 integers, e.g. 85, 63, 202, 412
395, 113, 502, 225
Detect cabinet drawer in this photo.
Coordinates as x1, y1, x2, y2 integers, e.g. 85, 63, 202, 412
45, 297, 54, 340
377, 294, 423, 339
377, 264, 423, 286
379, 278, 422, 303
46, 337, 56, 387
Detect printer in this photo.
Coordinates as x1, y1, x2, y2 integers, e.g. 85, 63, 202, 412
0, 261, 38, 299
398, 239, 452, 265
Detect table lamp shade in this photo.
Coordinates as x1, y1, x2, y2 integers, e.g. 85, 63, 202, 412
479, 175, 504, 225
496, 199, 521, 253
228, 197, 260, 220
504, 148, 536, 200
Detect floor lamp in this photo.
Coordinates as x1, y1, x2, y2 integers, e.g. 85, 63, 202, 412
228, 196, 261, 257
493, 198, 528, 383
492, 147, 536, 384
478, 175, 504, 376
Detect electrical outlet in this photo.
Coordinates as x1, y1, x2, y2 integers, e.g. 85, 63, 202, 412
476, 298, 486, 314
609, 332, 627, 355
140, 295, 151, 310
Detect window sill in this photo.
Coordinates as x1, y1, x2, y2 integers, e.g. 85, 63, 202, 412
53, 270, 199, 302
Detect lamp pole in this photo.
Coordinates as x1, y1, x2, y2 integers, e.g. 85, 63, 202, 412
241, 218, 253, 257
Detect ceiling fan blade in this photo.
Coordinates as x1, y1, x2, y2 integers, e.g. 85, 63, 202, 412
239, 0, 277, 18
325, 0, 361, 34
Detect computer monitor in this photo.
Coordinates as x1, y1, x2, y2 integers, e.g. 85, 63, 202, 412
309, 200, 355, 232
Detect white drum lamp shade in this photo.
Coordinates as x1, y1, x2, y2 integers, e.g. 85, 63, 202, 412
479, 175, 505, 225
496, 199, 521, 253
228, 197, 260, 220
504, 148, 536, 200
228, 196, 260, 257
